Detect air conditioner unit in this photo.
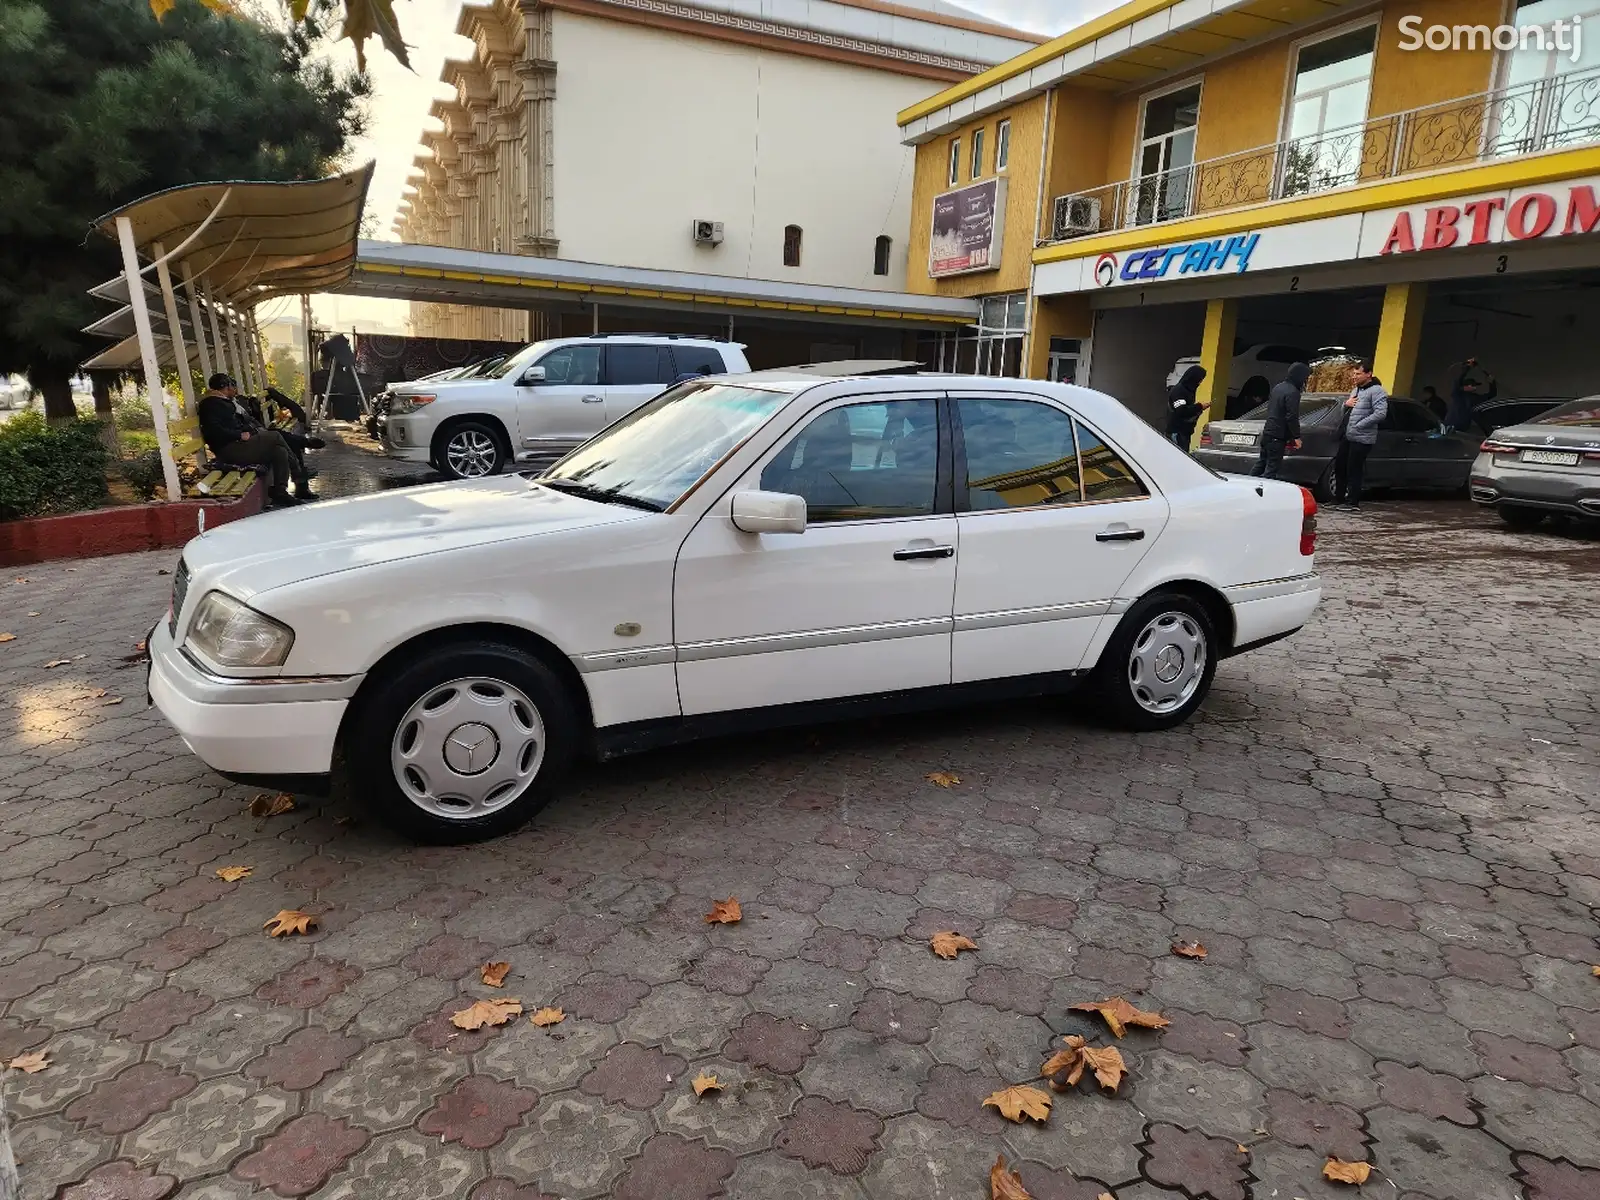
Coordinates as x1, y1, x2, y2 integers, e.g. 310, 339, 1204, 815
1052, 195, 1102, 240
692, 219, 724, 246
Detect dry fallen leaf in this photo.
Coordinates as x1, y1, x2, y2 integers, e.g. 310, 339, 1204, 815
530, 1006, 565, 1027
452, 997, 522, 1030
1044, 1035, 1088, 1089
1236, 1144, 1249, 1154
705, 896, 742, 924
925, 771, 961, 788
262, 910, 317, 937
983, 1084, 1052, 1124
134, 639, 147, 652
692, 1070, 722, 1097
1171, 940, 1208, 960
930, 931, 979, 959
7, 1050, 49, 1074
103, 696, 124, 706
1591, 965, 1600, 977
990, 1154, 1032, 1200
44, 659, 71, 668
1098, 1194, 1116, 1200
1068, 996, 1170, 1038
1081, 1044, 1127, 1092
1323, 1158, 1373, 1185
249, 792, 296, 818
0, 633, 15, 643
481, 961, 511, 988
89, 688, 108, 699
215, 866, 252, 882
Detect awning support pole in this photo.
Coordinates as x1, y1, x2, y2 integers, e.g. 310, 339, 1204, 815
249, 310, 269, 396
151, 241, 195, 417
203, 281, 231, 378
592, 302, 600, 335
300, 294, 315, 409
181, 261, 213, 380
116, 216, 183, 502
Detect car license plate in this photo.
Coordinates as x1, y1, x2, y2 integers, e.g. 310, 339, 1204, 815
1222, 434, 1255, 446
1523, 449, 1579, 466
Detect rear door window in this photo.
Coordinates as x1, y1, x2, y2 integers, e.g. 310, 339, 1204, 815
957, 398, 1081, 510
671, 345, 726, 377
606, 345, 673, 386
1075, 422, 1149, 502
1383, 401, 1436, 433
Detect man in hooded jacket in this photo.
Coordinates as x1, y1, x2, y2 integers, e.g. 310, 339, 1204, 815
1252, 361, 1311, 480
1165, 365, 1209, 450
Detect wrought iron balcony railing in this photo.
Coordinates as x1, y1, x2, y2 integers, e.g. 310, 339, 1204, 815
1046, 64, 1600, 244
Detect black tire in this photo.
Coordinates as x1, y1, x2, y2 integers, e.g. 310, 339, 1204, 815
349, 640, 578, 843
434, 419, 507, 480
1312, 462, 1338, 504
1498, 505, 1545, 530
1090, 592, 1218, 732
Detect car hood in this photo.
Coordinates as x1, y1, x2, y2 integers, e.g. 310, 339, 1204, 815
181, 477, 646, 599
1490, 421, 1600, 451
391, 376, 502, 396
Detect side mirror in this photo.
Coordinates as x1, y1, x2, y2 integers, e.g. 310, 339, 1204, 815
730, 490, 806, 535
520, 366, 546, 385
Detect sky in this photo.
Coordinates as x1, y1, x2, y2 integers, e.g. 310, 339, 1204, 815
303, 0, 1121, 333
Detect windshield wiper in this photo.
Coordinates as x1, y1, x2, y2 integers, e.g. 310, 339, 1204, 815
538, 478, 664, 512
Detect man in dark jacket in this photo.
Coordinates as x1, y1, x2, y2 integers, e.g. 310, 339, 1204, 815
1165, 365, 1208, 450
197, 374, 313, 506
1251, 361, 1311, 479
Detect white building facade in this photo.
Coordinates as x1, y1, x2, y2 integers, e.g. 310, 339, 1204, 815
395, 0, 1038, 340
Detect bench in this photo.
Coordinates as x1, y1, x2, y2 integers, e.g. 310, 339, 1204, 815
168, 415, 257, 500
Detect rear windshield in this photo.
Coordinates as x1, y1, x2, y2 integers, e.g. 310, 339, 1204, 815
1239, 394, 1343, 422
1532, 398, 1600, 427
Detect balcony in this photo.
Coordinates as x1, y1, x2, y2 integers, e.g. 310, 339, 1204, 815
1046, 65, 1600, 244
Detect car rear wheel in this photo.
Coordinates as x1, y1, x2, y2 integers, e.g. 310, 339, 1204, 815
1498, 505, 1545, 530
436, 420, 506, 479
1313, 463, 1337, 503
350, 641, 577, 843
1092, 592, 1218, 732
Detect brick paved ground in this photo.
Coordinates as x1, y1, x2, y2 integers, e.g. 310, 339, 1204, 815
1, 498, 1598, 1200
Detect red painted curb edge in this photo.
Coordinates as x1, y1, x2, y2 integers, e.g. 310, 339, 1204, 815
0, 482, 263, 567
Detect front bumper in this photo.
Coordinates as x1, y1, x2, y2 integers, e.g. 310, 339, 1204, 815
147, 621, 358, 776
381, 413, 432, 463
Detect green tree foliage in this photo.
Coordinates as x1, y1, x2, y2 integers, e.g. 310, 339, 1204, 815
0, 0, 366, 419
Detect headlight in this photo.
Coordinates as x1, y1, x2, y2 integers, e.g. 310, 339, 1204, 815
394, 393, 436, 414
185, 591, 294, 668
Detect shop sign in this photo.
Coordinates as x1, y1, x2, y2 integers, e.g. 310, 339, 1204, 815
1377, 182, 1600, 255
1093, 233, 1260, 287
930, 179, 1007, 277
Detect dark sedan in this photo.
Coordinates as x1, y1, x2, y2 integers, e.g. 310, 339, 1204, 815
1194, 394, 1480, 499
1470, 397, 1600, 527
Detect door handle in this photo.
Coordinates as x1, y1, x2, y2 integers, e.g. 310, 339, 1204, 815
893, 544, 955, 561
1095, 528, 1145, 543
581, 394, 604, 404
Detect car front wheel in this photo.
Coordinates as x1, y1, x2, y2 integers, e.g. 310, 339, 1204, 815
350, 641, 577, 843
1092, 593, 1218, 731
437, 421, 506, 479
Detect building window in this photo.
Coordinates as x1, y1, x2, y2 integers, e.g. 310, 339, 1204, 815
971, 127, 985, 179
1282, 22, 1377, 194
1494, 0, 1600, 155
783, 224, 802, 267
995, 119, 1011, 171
947, 138, 961, 186
916, 293, 1028, 378
1134, 82, 1201, 226
873, 235, 892, 276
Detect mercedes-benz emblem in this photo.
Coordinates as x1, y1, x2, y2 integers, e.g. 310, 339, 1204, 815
1153, 644, 1185, 683
444, 723, 499, 775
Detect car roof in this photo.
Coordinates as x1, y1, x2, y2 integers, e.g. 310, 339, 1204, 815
548, 334, 745, 348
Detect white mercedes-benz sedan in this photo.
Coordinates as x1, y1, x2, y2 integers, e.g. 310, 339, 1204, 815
149, 368, 1322, 842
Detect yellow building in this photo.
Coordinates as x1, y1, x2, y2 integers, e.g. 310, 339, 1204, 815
898, 0, 1600, 434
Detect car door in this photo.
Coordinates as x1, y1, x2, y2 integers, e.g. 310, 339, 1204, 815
603, 343, 676, 425
1369, 399, 1439, 487
514, 343, 606, 467
673, 393, 956, 716
950, 395, 1169, 684
1390, 399, 1473, 486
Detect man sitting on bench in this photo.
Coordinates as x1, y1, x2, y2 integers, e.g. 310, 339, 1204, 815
197, 373, 316, 507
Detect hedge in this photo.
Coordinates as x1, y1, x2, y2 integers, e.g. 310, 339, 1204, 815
0, 412, 111, 521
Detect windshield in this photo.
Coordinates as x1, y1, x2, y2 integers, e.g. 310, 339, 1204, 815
540, 382, 793, 510
1532, 398, 1600, 428
489, 340, 563, 380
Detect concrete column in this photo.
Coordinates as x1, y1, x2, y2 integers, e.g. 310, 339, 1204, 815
1192, 297, 1238, 448
1373, 281, 1427, 398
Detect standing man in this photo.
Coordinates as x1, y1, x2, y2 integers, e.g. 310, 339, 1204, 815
1165, 364, 1208, 450
1445, 356, 1494, 432
197, 374, 315, 507
1252, 361, 1310, 480
1337, 359, 1388, 511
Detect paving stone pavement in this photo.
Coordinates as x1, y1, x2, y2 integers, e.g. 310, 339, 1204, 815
1, 499, 1599, 1199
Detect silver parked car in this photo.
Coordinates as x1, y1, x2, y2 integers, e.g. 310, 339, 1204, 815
1470, 397, 1600, 527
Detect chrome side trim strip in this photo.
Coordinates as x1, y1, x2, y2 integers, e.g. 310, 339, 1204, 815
175, 647, 363, 703
1222, 573, 1322, 605
677, 616, 953, 662
1107, 597, 1135, 616
575, 645, 678, 673
953, 600, 1110, 632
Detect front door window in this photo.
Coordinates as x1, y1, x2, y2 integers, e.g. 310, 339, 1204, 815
1282, 25, 1376, 196
1134, 84, 1201, 226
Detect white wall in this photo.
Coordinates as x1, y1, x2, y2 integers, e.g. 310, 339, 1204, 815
550, 11, 929, 291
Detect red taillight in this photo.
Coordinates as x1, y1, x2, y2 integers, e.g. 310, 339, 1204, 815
1481, 439, 1517, 454
1198, 428, 1213, 447
1300, 486, 1317, 556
